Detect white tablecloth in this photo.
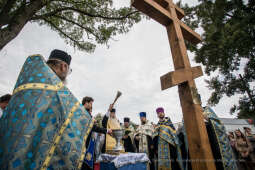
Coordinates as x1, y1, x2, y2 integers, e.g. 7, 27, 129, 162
98, 153, 149, 168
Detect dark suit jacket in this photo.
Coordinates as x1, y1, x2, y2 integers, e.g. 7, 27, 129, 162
101, 115, 109, 153
86, 124, 107, 148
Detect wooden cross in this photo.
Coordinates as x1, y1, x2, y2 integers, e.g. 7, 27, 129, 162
132, 0, 216, 169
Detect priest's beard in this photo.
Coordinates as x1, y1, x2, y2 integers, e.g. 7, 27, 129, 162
58, 74, 68, 85
141, 120, 146, 125
62, 78, 68, 85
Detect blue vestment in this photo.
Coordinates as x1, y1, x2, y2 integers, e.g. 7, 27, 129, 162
155, 117, 184, 170
0, 55, 93, 170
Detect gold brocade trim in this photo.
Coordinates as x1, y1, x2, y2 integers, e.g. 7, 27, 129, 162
159, 130, 175, 146
168, 141, 172, 170
211, 120, 227, 170
41, 102, 80, 170
159, 125, 176, 134
77, 119, 94, 169
105, 118, 123, 152
158, 140, 172, 170
13, 82, 64, 94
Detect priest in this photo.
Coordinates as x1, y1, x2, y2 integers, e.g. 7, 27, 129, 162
153, 107, 183, 170
102, 105, 124, 153
0, 50, 93, 169
134, 112, 155, 170
81, 96, 112, 170
122, 117, 135, 152
203, 107, 238, 170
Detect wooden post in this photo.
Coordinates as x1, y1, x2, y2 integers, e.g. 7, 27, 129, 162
132, 0, 216, 169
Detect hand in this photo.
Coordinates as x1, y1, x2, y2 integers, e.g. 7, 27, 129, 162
135, 135, 140, 140
108, 104, 113, 112
150, 145, 154, 150
107, 129, 112, 135
123, 135, 128, 139
244, 151, 249, 157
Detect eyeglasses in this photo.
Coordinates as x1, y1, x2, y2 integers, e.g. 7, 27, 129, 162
68, 67, 72, 75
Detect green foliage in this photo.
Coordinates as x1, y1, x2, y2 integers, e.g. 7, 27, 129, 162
181, 0, 255, 118
94, 113, 103, 128
0, 0, 142, 52
129, 121, 138, 130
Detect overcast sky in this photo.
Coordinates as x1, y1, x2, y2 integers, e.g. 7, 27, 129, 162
0, 0, 239, 124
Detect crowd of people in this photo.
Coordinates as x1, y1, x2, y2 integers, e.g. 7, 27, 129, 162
0, 49, 254, 170
82, 94, 182, 170
228, 127, 255, 170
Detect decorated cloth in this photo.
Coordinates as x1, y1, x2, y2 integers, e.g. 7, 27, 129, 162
105, 116, 124, 152
84, 132, 96, 168
134, 121, 154, 154
203, 107, 238, 170
122, 124, 135, 152
134, 121, 155, 170
154, 117, 184, 170
98, 153, 149, 168
0, 55, 93, 170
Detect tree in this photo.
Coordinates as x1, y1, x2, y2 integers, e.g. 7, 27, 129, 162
94, 113, 103, 128
0, 0, 141, 52
181, 0, 255, 119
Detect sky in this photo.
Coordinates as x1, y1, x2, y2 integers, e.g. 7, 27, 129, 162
0, 0, 239, 124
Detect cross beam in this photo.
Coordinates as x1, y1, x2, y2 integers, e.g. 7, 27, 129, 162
160, 66, 203, 90
132, 0, 216, 170
132, 0, 201, 44
154, 0, 185, 19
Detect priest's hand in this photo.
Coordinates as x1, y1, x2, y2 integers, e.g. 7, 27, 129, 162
107, 129, 113, 135
108, 104, 113, 112
135, 135, 140, 141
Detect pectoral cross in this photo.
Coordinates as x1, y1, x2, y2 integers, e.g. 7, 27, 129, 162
132, 0, 216, 169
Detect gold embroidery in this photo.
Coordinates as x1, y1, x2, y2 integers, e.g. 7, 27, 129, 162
85, 153, 92, 161
13, 82, 64, 94
159, 125, 176, 134
41, 102, 80, 170
77, 120, 94, 169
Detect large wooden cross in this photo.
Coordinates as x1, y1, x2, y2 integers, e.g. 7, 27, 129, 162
132, 0, 216, 169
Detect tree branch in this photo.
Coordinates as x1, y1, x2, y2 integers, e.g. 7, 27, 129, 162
239, 74, 255, 108
52, 14, 103, 42
0, 0, 17, 16
225, 13, 233, 18
0, 0, 46, 50
0, 0, 18, 27
43, 18, 83, 47
31, 7, 139, 21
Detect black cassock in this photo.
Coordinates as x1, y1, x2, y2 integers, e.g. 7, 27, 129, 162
81, 123, 107, 170
122, 131, 135, 152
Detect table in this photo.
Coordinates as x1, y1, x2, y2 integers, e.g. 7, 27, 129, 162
98, 153, 149, 170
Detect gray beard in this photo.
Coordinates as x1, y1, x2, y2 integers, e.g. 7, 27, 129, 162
63, 78, 68, 85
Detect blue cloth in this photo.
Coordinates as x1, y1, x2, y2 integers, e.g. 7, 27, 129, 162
204, 107, 238, 170
84, 137, 96, 168
100, 162, 116, 170
100, 162, 147, 170
0, 55, 93, 169
156, 117, 184, 170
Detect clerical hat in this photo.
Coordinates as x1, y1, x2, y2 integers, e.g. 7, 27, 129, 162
139, 112, 146, 117
48, 49, 72, 65
124, 117, 130, 122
